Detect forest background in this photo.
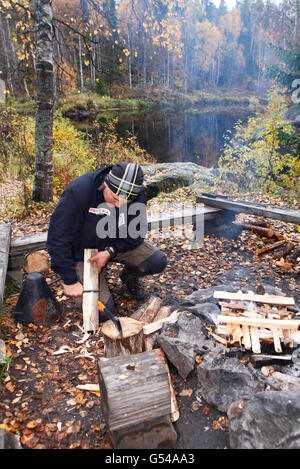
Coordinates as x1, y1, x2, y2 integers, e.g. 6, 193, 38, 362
0, 0, 298, 99
0, 0, 299, 215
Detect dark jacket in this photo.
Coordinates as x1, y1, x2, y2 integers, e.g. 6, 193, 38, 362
46, 166, 147, 285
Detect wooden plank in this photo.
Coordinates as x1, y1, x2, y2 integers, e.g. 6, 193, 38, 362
196, 194, 300, 224
0, 223, 11, 315
250, 327, 261, 353
216, 314, 300, 331
9, 231, 48, 270
82, 249, 99, 332
214, 291, 295, 307
8, 206, 221, 268
147, 206, 220, 230
271, 328, 282, 353
216, 324, 300, 344
242, 325, 252, 350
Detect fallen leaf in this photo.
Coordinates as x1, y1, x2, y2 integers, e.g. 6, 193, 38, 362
76, 383, 100, 396
26, 420, 39, 429
5, 381, 15, 393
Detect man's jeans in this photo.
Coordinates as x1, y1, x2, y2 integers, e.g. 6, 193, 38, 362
75, 240, 167, 312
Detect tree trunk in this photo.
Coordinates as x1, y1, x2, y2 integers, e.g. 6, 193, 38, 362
32, 0, 54, 203
0, 13, 14, 96
127, 29, 132, 89
78, 35, 84, 90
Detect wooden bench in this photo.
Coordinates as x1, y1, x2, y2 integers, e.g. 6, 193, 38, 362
0, 223, 11, 316
196, 193, 300, 224
0, 206, 221, 313
8, 206, 221, 270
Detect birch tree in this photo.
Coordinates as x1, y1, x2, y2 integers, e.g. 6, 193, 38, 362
32, 0, 54, 202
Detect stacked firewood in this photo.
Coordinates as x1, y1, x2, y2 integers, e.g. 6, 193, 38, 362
208, 291, 300, 354
235, 219, 299, 268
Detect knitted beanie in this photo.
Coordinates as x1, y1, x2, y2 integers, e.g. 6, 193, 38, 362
105, 162, 144, 200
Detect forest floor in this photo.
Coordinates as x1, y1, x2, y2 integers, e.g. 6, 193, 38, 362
0, 183, 299, 450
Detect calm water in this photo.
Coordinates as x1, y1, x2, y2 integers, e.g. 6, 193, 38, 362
74, 106, 251, 168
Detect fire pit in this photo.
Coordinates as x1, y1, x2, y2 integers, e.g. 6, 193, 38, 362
155, 284, 300, 449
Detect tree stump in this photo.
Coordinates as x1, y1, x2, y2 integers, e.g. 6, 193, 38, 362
102, 317, 144, 358
97, 350, 177, 449
24, 250, 50, 274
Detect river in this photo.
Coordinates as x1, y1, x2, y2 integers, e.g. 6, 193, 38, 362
73, 105, 252, 168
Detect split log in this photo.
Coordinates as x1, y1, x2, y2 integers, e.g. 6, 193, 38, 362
130, 295, 160, 321
102, 317, 144, 358
226, 323, 243, 344
250, 354, 292, 368
82, 248, 99, 332
144, 334, 157, 352
154, 305, 172, 322
246, 220, 271, 228
271, 328, 282, 353
250, 327, 261, 353
273, 242, 295, 260
97, 350, 177, 449
24, 250, 50, 274
214, 290, 295, 307
235, 222, 274, 238
216, 324, 300, 344
139, 296, 163, 324
215, 314, 300, 331
242, 325, 252, 350
154, 348, 180, 423
256, 239, 286, 256
144, 306, 172, 351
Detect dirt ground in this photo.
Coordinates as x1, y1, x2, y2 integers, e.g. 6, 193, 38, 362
0, 215, 299, 450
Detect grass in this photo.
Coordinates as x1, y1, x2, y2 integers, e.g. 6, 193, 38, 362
58, 92, 160, 114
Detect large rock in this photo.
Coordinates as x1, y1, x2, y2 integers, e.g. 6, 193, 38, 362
157, 311, 211, 379
180, 284, 235, 307
228, 391, 300, 449
143, 163, 199, 200
142, 163, 217, 200
196, 351, 264, 412
284, 104, 300, 128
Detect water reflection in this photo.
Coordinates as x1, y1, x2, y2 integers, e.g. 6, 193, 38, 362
74, 106, 251, 168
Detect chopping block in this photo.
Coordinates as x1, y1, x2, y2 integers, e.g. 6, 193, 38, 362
97, 349, 177, 449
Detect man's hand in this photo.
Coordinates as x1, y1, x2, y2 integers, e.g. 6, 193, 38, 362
88, 250, 112, 273
63, 281, 84, 297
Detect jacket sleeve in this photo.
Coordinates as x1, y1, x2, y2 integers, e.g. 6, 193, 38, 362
108, 189, 147, 254
46, 188, 84, 285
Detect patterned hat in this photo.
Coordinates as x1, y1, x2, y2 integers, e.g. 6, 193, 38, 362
105, 162, 144, 200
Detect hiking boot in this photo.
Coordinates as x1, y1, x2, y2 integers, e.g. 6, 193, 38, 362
120, 267, 145, 301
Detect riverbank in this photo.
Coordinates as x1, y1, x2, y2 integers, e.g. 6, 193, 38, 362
2, 87, 262, 118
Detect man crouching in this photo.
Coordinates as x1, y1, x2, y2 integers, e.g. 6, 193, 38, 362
46, 162, 167, 317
